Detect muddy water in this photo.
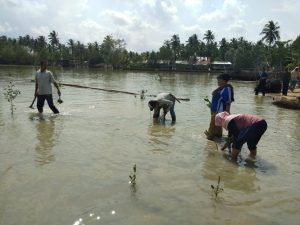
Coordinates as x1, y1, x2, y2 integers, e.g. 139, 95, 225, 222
0, 66, 299, 225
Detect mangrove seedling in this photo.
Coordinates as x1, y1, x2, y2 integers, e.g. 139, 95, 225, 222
204, 96, 211, 108
4, 81, 21, 114
129, 164, 137, 186
204, 129, 214, 140
140, 89, 147, 100
211, 176, 223, 197
224, 135, 234, 152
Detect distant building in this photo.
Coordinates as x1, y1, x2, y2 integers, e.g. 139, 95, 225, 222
210, 61, 232, 71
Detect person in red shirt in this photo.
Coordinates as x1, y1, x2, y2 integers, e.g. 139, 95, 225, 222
215, 112, 267, 160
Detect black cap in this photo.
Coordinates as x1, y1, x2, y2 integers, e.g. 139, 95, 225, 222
217, 73, 230, 81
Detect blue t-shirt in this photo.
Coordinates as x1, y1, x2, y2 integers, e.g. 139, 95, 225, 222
210, 85, 232, 113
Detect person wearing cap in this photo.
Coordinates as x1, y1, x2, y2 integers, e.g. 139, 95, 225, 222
215, 112, 267, 160
148, 93, 179, 122
290, 67, 299, 92
207, 73, 234, 139
255, 67, 268, 96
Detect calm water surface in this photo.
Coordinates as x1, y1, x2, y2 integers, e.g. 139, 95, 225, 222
0, 66, 300, 225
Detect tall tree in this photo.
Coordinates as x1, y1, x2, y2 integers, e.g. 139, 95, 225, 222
219, 38, 228, 61
260, 20, 280, 47
203, 30, 215, 57
48, 30, 59, 52
186, 34, 199, 58
203, 30, 215, 45
170, 34, 180, 61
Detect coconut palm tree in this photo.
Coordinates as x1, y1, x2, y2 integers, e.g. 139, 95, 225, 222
170, 34, 180, 61
260, 20, 280, 66
48, 30, 59, 52
203, 30, 215, 57
203, 30, 215, 45
260, 20, 280, 47
186, 34, 199, 58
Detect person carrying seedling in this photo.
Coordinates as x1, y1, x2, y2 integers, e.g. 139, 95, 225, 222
206, 73, 234, 140
34, 60, 61, 114
215, 111, 267, 160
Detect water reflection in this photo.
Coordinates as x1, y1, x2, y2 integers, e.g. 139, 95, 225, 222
202, 140, 259, 193
147, 121, 175, 152
34, 119, 56, 166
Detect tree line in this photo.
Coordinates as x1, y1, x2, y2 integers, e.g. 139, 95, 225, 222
0, 20, 299, 71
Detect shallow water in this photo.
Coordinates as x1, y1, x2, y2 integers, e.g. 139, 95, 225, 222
0, 66, 300, 225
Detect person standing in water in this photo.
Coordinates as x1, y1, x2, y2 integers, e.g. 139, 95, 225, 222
207, 73, 234, 140
281, 68, 291, 96
255, 67, 268, 96
290, 67, 299, 92
148, 93, 179, 122
215, 112, 268, 160
35, 60, 61, 114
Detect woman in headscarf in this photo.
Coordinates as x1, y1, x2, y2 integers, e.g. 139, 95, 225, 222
215, 112, 267, 160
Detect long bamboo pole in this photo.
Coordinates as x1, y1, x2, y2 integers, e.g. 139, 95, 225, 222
58, 82, 190, 101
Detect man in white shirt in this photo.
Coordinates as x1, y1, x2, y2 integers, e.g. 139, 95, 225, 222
148, 93, 179, 122
35, 60, 61, 113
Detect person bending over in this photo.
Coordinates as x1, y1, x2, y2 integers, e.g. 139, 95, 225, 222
215, 112, 267, 160
148, 93, 179, 122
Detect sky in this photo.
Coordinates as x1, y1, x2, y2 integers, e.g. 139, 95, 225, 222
0, 0, 299, 52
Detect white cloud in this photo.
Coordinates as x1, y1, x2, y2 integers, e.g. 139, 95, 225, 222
198, 0, 246, 23
0, 0, 299, 52
1, 0, 47, 16
101, 10, 133, 26
225, 20, 247, 36
30, 26, 50, 37
271, 0, 299, 12
157, 0, 179, 22
0, 22, 13, 33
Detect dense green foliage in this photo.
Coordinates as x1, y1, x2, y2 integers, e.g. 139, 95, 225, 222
0, 20, 299, 70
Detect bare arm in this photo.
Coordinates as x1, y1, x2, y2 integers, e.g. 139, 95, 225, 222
35, 77, 38, 96
53, 82, 61, 96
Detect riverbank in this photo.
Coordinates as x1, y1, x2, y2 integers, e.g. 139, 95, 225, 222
269, 88, 300, 110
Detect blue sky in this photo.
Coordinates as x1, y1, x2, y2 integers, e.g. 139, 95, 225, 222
0, 0, 299, 52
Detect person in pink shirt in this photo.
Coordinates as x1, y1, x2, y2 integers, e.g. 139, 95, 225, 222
215, 112, 267, 160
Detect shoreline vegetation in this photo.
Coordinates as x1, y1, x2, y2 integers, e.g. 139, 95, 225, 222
1, 19, 299, 109
0, 20, 299, 78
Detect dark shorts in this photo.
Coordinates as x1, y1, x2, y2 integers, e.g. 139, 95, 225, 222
234, 120, 267, 151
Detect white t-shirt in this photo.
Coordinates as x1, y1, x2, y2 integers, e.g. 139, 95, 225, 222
291, 69, 299, 80
35, 70, 55, 95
